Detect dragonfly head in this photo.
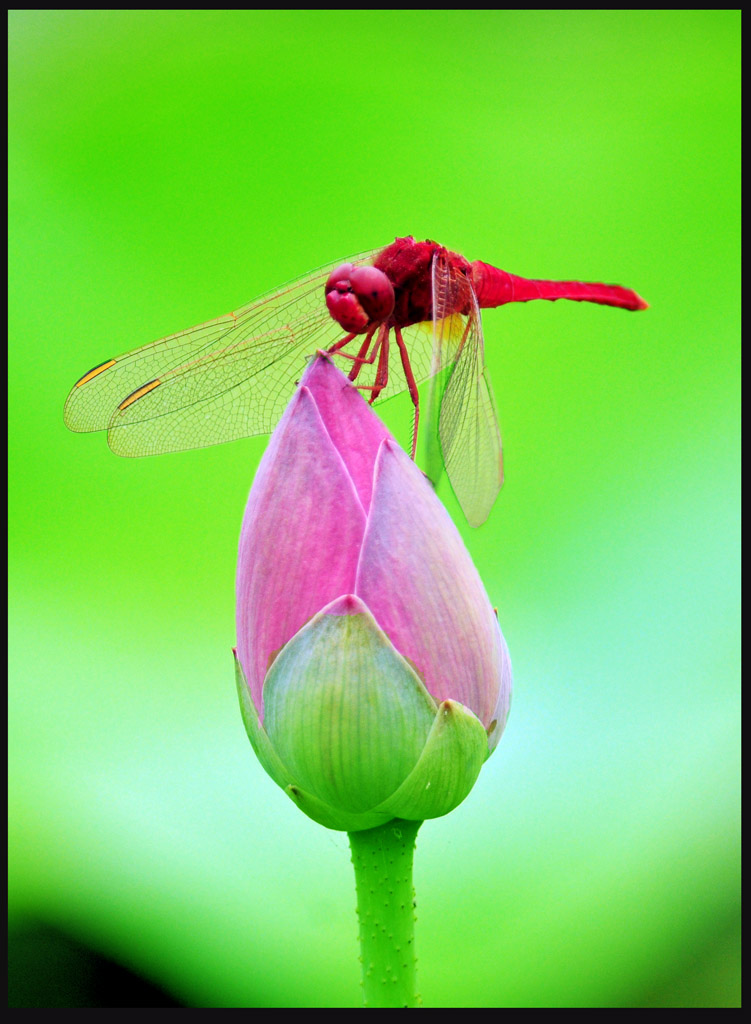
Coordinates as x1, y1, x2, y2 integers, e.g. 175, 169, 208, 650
325, 263, 395, 334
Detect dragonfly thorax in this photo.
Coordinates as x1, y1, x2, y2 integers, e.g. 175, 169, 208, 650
373, 236, 473, 329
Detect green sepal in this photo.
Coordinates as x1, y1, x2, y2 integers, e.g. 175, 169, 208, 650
235, 610, 490, 831
234, 651, 293, 791
262, 599, 437, 816
374, 699, 489, 821
284, 783, 395, 833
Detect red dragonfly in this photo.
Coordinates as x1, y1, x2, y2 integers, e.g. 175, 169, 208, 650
64, 236, 646, 526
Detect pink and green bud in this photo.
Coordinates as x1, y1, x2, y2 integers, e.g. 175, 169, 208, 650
235, 355, 512, 831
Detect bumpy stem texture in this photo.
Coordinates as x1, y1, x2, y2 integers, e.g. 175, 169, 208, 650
348, 818, 423, 1008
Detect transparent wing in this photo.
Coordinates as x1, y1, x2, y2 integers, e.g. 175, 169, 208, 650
430, 251, 504, 527
64, 249, 379, 456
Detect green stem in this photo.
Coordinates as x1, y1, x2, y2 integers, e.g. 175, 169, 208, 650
348, 818, 423, 1008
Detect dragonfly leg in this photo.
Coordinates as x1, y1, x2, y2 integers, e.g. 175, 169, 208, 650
367, 328, 390, 404
326, 331, 359, 355
326, 325, 382, 379
329, 323, 392, 402
351, 325, 390, 403
346, 326, 380, 382
328, 325, 389, 389
394, 326, 420, 460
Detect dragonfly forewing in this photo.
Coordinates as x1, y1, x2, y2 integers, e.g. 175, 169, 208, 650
64, 250, 378, 455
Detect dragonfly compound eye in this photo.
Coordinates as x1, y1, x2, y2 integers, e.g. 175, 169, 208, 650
325, 263, 394, 333
348, 266, 395, 323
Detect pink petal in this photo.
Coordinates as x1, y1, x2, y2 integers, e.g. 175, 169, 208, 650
236, 385, 366, 720
356, 440, 505, 729
300, 354, 394, 514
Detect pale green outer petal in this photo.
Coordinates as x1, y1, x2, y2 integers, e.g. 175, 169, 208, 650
284, 783, 394, 832
374, 699, 488, 821
263, 594, 438, 815
234, 652, 293, 791
236, 651, 396, 831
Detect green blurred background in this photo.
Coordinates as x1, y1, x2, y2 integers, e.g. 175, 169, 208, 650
8, 10, 740, 1008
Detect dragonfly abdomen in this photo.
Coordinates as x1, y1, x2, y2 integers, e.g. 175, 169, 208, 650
470, 260, 648, 311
